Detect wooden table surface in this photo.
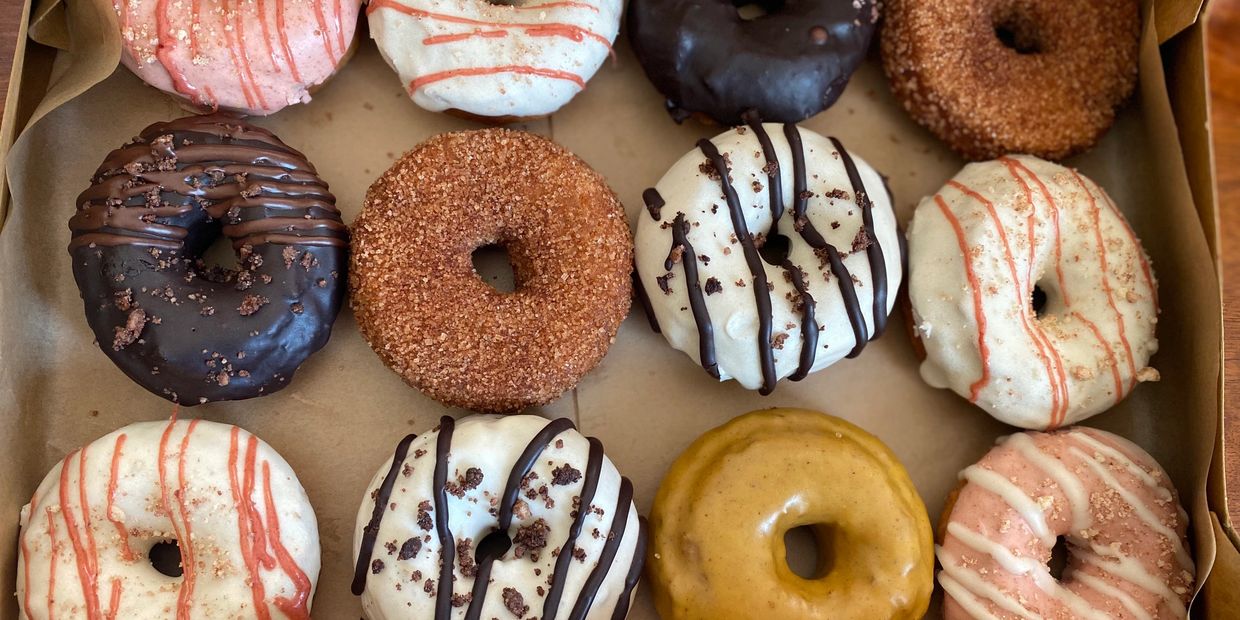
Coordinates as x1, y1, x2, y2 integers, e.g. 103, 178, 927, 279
0, 1, 1237, 519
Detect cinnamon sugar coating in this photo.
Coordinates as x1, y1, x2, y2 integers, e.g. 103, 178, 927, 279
881, 0, 1140, 160
350, 129, 632, 412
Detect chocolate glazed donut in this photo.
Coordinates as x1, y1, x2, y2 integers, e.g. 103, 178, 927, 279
69, 114, 348, 405
627, 0, 879, 125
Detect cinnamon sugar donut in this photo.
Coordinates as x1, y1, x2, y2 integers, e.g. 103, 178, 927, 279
881, 0, 1139, 160
350, 129, 631, 412
17, 419, 320, 618
113, 0, 362, 115
938, 427, 1193, 619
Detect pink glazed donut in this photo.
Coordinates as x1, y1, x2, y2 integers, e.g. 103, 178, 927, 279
937, 427, 1194, 619
113, 0, 361, 115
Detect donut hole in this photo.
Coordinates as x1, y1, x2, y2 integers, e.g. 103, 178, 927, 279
1048, 535, 1069, 580
733, 0, 784, 20
783, 524, 834, 580
757, 233, 793, 267
474, 528, 513, 564
472, 244, 517, 294
1031, 284, 1049, 318
992, 17, 1043, 55
148, 539, 184, 578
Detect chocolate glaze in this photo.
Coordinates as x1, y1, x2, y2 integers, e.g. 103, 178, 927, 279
69, 114, 347, 405
354, 417, 645, 620
637, 122, 895, 391
628, 0, 879, 125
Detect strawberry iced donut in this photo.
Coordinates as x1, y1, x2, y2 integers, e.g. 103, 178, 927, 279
113, 0, 362, 115
938, 427, 1194, 619
16, 419, 320, 618
907, 156, 1158, 429
366, 0, 622, 120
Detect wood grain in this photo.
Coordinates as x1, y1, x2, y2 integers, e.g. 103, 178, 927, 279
0, 0, 1236, 522
1210, 0, 1240, 522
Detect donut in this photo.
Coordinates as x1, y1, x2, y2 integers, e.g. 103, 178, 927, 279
366, 0, 622, 120
634, 121, 902, 394
647, 408, 933, 619
113, 0, 361, 115
351, 414, 646, 619
627, 0, 879, 125
70, 114, 348, 405
937, 427, 1194, 619
907, 156, 1158, 429
350, 129, 631, 412
880, 0, 1140, 160
17, 418, 320, 618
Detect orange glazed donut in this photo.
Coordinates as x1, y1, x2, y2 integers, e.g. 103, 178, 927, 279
938, 427, 1194, 619
881, 0, 1139, 160
350, 129, 632, 413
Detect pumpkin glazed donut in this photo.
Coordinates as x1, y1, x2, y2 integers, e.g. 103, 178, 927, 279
647, 408, 934, 619
350, 129, 632, 412
938, 427, 1193, 619
881, 0, 1140, 160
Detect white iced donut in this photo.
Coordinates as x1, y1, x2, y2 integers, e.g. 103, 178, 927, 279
352, 415, 645, 620
633, 121, 903, 394
907, 156, 1159, 429
366, 0, 621, 119
17, 419, 320, 619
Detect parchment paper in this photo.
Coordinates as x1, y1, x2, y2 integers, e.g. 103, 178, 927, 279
0, 0, 1222, 617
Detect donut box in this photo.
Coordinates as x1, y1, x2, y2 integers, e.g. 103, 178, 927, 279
0, 0, 1229, 617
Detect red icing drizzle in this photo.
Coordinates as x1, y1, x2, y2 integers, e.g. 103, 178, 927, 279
367, 0, 611, 50
45, 508, 58, 620
276, 0, 304, 82
257, 0, 282, 74
175, 420, 201, 618
57, 449, 102, 619
333, 0, 347, 55
423, 29, 509, 45
1001, 157, 1071, 307
935, 195, 990, 402
515, 1, 599, 10
1071, 170, 1139, 389
1072, 310, 1124, 402
189, 0, 202, 57
105, 434, 136, 563
104, 578, 122, 620
947, 181, 1070, 427
21, 492, 39, 619
262, 461, 312, 618
229, 428, 271, 620
311, 0, 340, 62
410, 65, 586, 90
220, 0, 264, 110
158, 419, 200, 620
154, 0, 204, 104
1098, 182, 1158, 310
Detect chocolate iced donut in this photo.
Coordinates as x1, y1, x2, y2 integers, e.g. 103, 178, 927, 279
627, 0, 879, 125
350, 129, 631, 413
70, 114, 348, 405
881, 0, 1139, 160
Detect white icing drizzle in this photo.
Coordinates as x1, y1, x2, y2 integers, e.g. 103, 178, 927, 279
1084, 545, 1188, 618
945, 523, 1110, 620
937, 548, 1044, 619
937, 570, 1005, 620
1072, 570, 1154, 620
1069, 431, 1170, 500
1003, 433, 1092, 534
961, 465, 1056, 547
1067, 446, 1193, 570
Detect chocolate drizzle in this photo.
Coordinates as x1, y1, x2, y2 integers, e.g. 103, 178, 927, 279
830, 136, 889, 338
609, 516, 648, 620
541, 437, 604, 620
68, 114, 347, 404
567, 477, 635, 620
642, 188, 665, 221
352, 433, 417, 595
464, 418, 575, 620
780, 260, 818, 380
698, 138, 777, 395
432, 416, 456, 619
668, 213, 719, 378
631, 264, 661, 333
354, 418, 645, 620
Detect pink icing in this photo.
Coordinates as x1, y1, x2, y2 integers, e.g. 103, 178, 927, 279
112, 0, 360, 115
939, 428, 1194, 619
